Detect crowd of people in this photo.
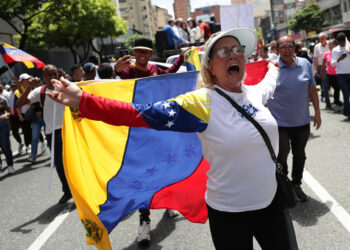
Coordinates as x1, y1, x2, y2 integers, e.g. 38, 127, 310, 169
0, 25, 349, 249
248, 32, 350, 119
162, 16, 220, 49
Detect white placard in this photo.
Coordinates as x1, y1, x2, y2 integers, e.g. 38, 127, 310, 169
220, 4, 254, 31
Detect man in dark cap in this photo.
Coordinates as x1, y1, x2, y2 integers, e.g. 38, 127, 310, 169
115, 37, 189, 79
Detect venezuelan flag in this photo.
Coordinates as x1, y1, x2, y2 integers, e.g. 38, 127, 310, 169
0, 42, 45, 69
62, 72, 209, 249
62, 61, 268, 249
184, 46, 200, 71
244, 60, 268, 85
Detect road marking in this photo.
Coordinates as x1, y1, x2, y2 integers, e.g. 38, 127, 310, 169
27, 210, 71, 250
304, 170, 350, 232
24, 170, 350, 249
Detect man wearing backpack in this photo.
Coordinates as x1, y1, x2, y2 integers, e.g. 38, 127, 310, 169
16, 64, 72, 204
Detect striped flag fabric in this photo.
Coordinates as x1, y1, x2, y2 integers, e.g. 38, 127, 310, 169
0, 42, 45, 69
63, 72, 208, 249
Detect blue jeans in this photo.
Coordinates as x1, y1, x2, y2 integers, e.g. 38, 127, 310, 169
0, 123, 13, 166
336, 74, 350, 115
31, 116, 45, 158
318, 65, 330, 105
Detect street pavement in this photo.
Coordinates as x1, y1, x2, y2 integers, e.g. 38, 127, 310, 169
0, 102, 350, 250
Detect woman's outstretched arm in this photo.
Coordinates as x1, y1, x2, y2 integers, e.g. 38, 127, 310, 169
47, 77, 209, 132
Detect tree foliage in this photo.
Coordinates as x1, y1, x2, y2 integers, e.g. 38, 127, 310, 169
0, 0, 63, 49
25, 0, 127, 63
287, 4, 329, 33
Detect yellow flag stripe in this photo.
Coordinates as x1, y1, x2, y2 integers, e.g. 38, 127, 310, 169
170, 89, 211, 123
62, 79, 136, 249
23, 61, 34, 69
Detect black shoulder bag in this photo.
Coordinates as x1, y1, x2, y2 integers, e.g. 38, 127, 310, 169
215, 87, 297, 208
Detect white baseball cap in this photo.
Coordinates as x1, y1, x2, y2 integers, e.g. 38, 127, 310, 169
203, 28, 257, 67
19, 73, 32, 81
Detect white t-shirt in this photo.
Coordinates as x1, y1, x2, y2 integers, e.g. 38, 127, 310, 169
199, 68, 279, 212
331, 45, 350, 74
190, 26, 201, 43
172, 26, 182, 39
313, 42, 329, 66
28, 86, 65, 134
3, 91, 15, 114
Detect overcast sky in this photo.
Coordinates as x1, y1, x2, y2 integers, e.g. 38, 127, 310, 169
151, 0, 232, 17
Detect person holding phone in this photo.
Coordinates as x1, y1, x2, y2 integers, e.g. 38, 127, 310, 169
114, 37, 189, 79
331, 32, 350, 117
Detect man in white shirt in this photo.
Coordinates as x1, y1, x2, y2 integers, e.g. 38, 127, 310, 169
172, 18, 183, 39
313, 32, 330, 107
331, 32, 350, 117
16, 64, 72, 204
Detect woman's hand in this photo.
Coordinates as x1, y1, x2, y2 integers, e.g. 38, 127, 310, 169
47, 77, 83, 108
267, 60, 279, 72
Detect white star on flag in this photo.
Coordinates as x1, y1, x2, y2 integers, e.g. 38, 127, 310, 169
168, 109, 176, 117
163, 102, 170, 109
165, 120, 175, 128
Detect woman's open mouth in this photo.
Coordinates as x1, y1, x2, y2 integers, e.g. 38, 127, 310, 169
228, 64, 240, 74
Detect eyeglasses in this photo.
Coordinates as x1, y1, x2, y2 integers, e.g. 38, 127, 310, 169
213, 46, 245, 58
279, 45, 295, 50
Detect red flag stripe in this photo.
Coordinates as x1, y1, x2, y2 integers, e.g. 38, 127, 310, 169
150, 157, 210, 223
2, 54, 45, 68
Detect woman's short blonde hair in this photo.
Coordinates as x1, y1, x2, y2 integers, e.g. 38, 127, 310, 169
195, 33, 220, 90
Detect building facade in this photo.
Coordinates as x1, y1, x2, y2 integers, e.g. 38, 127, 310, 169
318, 0, 343, 28
173, 0, 191, 20
191, 5, 221, 23
269, 0, 350, 40
155, 6, 172, 30
118, 0, 156, 38
341, 0, 350, 26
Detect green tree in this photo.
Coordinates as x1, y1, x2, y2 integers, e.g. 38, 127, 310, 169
288, 4, 329, 33
0, 0, 63, 49
26, 0, 127, 63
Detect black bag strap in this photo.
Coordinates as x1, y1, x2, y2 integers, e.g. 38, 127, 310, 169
214, 87, 278, 164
